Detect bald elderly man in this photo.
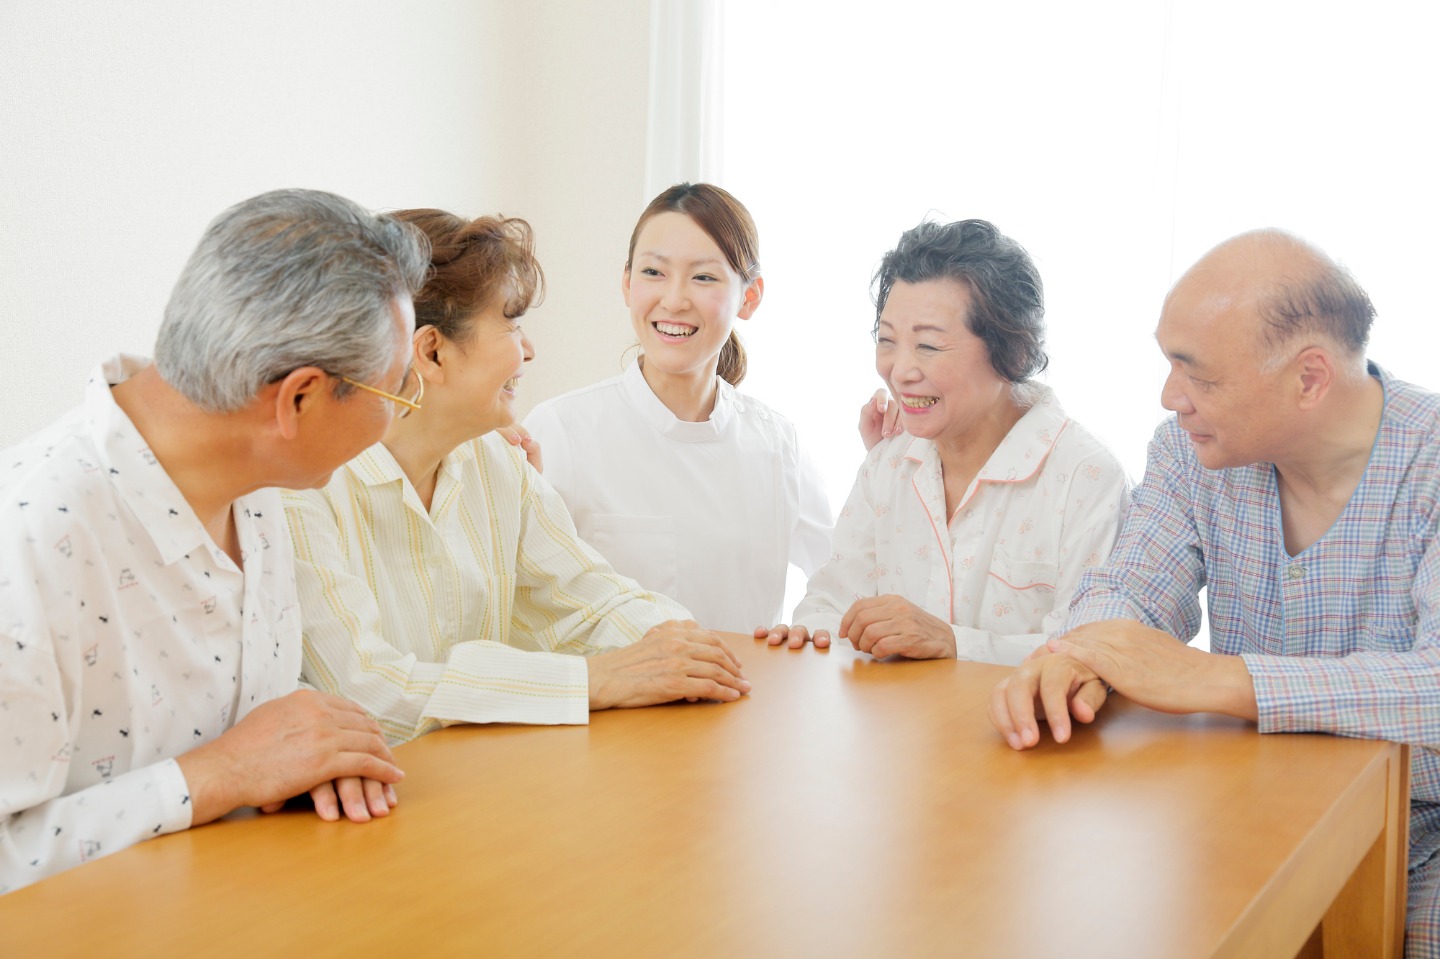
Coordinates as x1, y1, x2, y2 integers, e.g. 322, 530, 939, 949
989, 229, 1440, 954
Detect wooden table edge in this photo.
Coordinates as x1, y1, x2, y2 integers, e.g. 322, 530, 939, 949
1216, 741, 1408, 959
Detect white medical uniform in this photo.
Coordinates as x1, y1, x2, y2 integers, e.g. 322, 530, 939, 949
525, 360, 833, 632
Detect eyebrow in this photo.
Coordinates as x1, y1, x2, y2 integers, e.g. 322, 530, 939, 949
1153, 332, 1201, 368
877, 319, 950, 336
635, 251, 725, 268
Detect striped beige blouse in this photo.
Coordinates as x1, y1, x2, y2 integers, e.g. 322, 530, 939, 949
283, 434, 691, 743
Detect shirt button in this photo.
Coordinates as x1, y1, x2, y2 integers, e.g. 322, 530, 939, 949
1286, 564, 1306, 581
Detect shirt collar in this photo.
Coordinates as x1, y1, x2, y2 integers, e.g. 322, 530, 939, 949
622, 357, 737, 443
348, 438, 480, 487
86, 354, 212, 565
348, 442, 411, 487
902, 385, 1071, 485
975, 386, 1070, 484
345, 437, 481, 521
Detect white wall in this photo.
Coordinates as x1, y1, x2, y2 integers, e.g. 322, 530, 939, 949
0, 0, 650, 447
483, 2, 655, 417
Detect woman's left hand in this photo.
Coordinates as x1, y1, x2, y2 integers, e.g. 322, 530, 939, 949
840, 595, 956, 659
497, 426, 543, 472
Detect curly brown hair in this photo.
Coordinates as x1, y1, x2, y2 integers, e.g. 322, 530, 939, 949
390, 208, 545, 341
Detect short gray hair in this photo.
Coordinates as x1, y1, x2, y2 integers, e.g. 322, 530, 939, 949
155, 189, 430, 412
1256, 262, 1375, 358
873, 218, 1048, 384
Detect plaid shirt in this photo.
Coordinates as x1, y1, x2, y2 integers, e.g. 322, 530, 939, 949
1067, 364, 1440, 804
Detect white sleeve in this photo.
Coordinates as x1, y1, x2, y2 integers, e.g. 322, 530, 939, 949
284, 485, 593, 742
790, 449, 880, 632
0, 587, 191, 893
788, 427, 835, 578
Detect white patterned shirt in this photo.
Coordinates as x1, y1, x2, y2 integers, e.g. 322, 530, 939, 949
283, 434, 692, 744
0, 355, 301, 893
793, 388, 1130, 664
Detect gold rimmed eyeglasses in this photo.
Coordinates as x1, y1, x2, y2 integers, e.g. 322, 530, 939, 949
337, 367, 425, 419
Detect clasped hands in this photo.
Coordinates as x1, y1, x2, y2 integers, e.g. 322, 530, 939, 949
756, 595, 957, 660
988, 618, 1259, 751
175, 689, 403, 828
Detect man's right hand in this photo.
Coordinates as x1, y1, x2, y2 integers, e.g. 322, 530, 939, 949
588, 621, 750, 709
988, 649, 1110, 750
176, 689, 403, 826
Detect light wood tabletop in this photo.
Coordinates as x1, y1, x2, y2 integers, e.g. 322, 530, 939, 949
0, 635, 1409, 958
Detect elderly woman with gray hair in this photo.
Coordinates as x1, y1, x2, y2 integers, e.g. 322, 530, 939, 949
759, 219, 1130, 665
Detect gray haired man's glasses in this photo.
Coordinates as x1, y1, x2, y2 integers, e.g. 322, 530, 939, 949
337, 367, 424, 419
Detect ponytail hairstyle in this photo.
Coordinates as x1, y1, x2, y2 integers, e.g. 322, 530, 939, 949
625, 183, 760, 386
389, 209, 544, 342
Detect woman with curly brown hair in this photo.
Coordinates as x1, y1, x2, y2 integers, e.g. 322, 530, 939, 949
283, 208, 748, 763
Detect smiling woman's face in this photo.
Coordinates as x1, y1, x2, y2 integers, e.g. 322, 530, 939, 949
874, 278, 1013, 444
623, 211, 753, 380
442, 290, 534, 437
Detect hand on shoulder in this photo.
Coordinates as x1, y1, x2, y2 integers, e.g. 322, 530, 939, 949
495, 426, 543, 472
858, 389, 905, 452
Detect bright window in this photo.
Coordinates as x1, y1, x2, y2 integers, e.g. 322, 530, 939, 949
713, 0, 1440, 629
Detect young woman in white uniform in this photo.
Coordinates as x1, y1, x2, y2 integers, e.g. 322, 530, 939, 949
759, 219, 1130, 665
284, 209, 749, 744
524, 184, 832, 633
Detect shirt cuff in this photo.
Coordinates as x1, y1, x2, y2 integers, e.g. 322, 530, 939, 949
1241, 653, 1304, 734
1061, 597, 1141, 634
138, 758, 195, 836
950, 625, 1037, 666
424, 644, 591, 726
792, 611, 843, 640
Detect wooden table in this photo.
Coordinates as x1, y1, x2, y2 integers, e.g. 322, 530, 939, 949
1, 636, 1409, 958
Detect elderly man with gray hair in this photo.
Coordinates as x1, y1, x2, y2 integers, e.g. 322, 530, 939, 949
0, 188, 426, 893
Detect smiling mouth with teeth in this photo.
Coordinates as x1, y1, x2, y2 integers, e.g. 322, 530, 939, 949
502, 377, 519, 395
901, 396, 938, 409
654, 321, 697, 337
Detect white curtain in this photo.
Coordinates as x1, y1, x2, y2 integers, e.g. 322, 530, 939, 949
644, 0, 727, 200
